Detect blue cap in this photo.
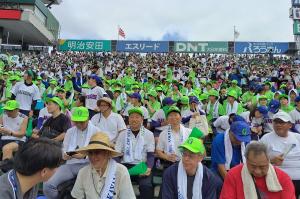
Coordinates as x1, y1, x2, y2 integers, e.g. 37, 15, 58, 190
232, 115, 246, 123
130, 92, 142, 101
268, 99, 280, 114
189, 96, 199, 104
89, 74, 102, 85
257, 106, 268, 116
255, 85, 263, 93
295, 95, 300, 103
162, 97, 175, 106
230, 121, 251, 142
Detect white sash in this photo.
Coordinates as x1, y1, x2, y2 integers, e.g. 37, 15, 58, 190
68, 122, 93, 152
167, 125, 188, 155
207, 100, 220, 119
100, 159, 117, 199
123, 127, 145, 163
177, 160, 203, 199
224, 129, 246, 170
226, 101, 239, 115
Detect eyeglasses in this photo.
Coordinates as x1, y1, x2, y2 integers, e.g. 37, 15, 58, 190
180, 150, 201, 159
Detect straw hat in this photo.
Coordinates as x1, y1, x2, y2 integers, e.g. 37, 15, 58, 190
75, 132, 121, 157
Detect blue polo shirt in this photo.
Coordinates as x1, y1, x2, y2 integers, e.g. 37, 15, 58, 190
211, 133, 243, 176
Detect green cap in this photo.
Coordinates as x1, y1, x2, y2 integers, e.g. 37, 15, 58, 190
113, 88, 122, 93
71, 107, 89, 122
279, 94, 289, 100
280, 84, 287, 89
231, 80, 238, 84
56, 87, 65, 93
208, 89, 219, 97
180, 96, 189, 105
199, 93, 209, 101
258, 95, 268, 100
9, 75, 18, 81
81, 83, 90, 89
189, 127, 205, 139
128, 107, 144, 117
227, 90, 238, 99
128, 162, 147, 176
50, 79, 57, 85
156, 86, 163, 92
36, 76, 42, 80
3, 100, 19, 111
166, 106, 181, 117
264, 81, 272, 86
131, 85, 140, 90
179, 137, 205, 154
48, 97, 64, 109
148, 90, 158, 97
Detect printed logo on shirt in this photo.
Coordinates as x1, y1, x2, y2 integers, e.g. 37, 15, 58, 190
242, 128, 247, 136
17, 90, 32, 97
86, 94, 97, 99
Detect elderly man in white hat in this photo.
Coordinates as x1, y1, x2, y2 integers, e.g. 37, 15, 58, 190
91, 97, 127, 143
260, 111, 300, 198
71, 132, 135, 199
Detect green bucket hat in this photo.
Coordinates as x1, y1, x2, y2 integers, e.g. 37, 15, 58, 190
148, 90, 158, 97
279, 94, 289, 100
128, 107, 144, 117
199, 93, 209, 101
156, 86, 163, 92
131, 85, 140, 90
48, 97, 64, 109
128, 162, 147, 176
166, 106, 181, 117
279, 84, 287, 89
264, 81, 272, 86
81, 83, 90, 89
50, 79, 57, 86
36, 76, 42, 80
113, 88, 122, 93
258, 95, 268, 101
56, 87, 66, 93
231, 80, 238, 85
208, 89, 219, 97
3, 100, 19, 111
189, 127, 205, 139
179, 137, 205, 154
227, 90, 238, 99
9, 75, 18, 81
71, 107, 89, 122
180, 96, 189, 105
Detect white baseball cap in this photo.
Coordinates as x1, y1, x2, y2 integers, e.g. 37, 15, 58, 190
273, 111, 292, 123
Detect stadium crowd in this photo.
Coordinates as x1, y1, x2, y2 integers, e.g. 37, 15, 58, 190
0, 51, 299, 199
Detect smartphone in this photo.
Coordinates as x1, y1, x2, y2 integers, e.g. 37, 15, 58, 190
282, 144, 296, 158
66, 151, 77, 156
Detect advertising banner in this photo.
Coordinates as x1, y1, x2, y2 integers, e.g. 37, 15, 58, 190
116, 41, 169, 53
174, 41, 228, 53
234, 42, 289, 54
58, 40, 111, 52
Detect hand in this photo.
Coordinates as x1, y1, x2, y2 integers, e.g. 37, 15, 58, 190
167, 154, 178, 163
192, 112, 200, 118
29, 110, 34, 117
0, 127, 10, 135
271, 154, 284, 166
161, 120, 169, 126
63, 153, 72, 160
140, 168, 151, 177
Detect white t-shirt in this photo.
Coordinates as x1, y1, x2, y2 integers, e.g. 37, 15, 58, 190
82, 86, 107, 110
38, 107, 52, 129
263, 112, 275, 134
289, 109, 300, 133
213, 115, 230, 133
90, 112, 126, 142
115, 128, 155, 165
260, 131, 300, 180
151, 109, 168, 131
1, 112, 27, 142
63, 122, 100, 165
11, 82, 40, 111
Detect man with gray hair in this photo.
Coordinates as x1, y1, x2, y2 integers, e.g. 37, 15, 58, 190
220, 141, 295, 199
